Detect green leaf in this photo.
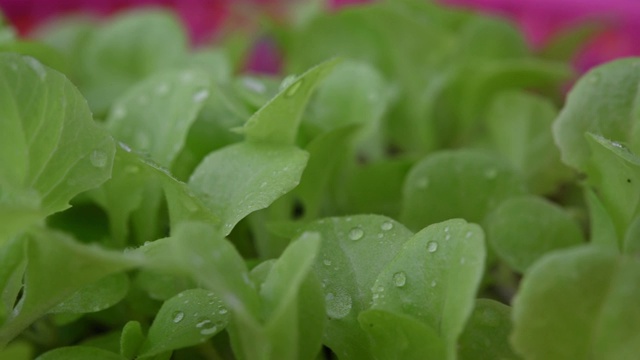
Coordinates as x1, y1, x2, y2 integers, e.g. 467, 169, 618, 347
485, 196, 584, 273
370, 219, 485, 359
0, 341, 32, 360
136, 222, 260, 321
553, 58, 640, 171
486, 91, 571, 194
457, 59, 573, 141
292, 215, 414, 360
358, 309, 445, 360
241, 58, 340, 145
120, 321, 145, 360
36, 346, 127, 360
458, 299, 519, 360
623, 215, 640, 255
586, 188, 621, 252
0, 228, 141, 347
0, 237, 27, 325
295, 125, 359, 220
304, 60, 391, 148
260, 233, 323, 360
91, 146, 219, 244
139, 289, 229, 357
585, 133, 640, 240
80, 10, 187, 114
401, 150, 526, 231
512, 246, 640, 360
189, 142, 308, 235
106, 69, 210, 168
0, 53, 115, 216
343, 159, 413, 218
48, 272, 130, 314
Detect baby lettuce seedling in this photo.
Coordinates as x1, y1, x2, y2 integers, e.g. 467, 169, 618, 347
1, 1, 639, 359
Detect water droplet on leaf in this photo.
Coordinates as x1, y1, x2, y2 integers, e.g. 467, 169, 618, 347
427, 241, 438, 253
172, 311, 185, 323
90, 150, 108, 168
325, 289, 352, 319
381, 221, 393, 231
285, 79, 303, 97
193, 89, 210, 103
393, 272, 407, 287
348, 227, 364, 241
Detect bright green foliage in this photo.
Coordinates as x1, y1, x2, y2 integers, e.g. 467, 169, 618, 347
48, 273, 130, 314
369, 219, 485, 359
358, 309, 445, 360
78, 10, 188, 114
291, 215, 414, 359
139, 289, 229, 357
401, 150, 526, 230
585, 134, 640, 241
242, 58, 340, 145
0, 228, 141, 347
486, 196, 585, 272
37, 346, 127, 360
120, 320, 145, 359
0, 53, 114, 227
486, 91, 571, 194
189, 143, 308, 235
458, 299, 519, 360
553, 58, 640, 171
106, 69, 211, 167
512, 247, 640, 360
1, 2, 639, 359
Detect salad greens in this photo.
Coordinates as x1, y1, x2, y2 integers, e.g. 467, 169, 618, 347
0, 0, 639, 359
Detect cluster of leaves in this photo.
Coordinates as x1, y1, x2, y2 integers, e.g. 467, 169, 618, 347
0, 1, 639, 359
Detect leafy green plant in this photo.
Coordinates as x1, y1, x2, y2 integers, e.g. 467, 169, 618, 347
0, 1, 639, 359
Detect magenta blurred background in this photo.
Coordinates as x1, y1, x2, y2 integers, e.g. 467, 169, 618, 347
1, 0, 639, 71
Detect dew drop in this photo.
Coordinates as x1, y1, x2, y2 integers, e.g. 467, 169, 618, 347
348, 227, 364, 241
445, 234, 451, 241
381, 221, 394, 231
193, 89, 210, 103
90, 150, 108, 168
430, 280, 437, 287
172, 311, 185, 323
285, 79, 303, 97
323, 259, 332, 266
392, 272, 407, 287
325, 289, 352, 319
196, 319, 212, 328
218, 308, 228, 315
427, 241, 438, 253
465, 231, 473, 239
199, 322, 218, 335
118, 141, 132, 152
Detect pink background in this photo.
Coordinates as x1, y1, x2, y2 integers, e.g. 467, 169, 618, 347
1, 0, 639, 70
